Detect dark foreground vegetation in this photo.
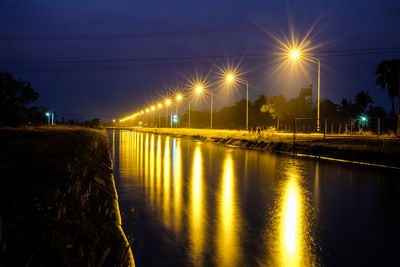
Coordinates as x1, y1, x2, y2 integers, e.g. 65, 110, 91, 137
0, 127, 134, 266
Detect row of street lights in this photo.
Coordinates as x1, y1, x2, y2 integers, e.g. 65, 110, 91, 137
120, 70, 249, 130
119, 48, 321, 131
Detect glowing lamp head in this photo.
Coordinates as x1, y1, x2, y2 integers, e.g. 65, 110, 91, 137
226, 74, 234, 82
165, 99, 171, 105
158, 103, 162, 108
151, 106, 155, 111
146, 108, 150, 113
112, 119, 116, 123
176, 94, 183, 101
195, 85, 203, 93
45, 112, 50, 117
141, 110, 144, 114
290, 49, 300, 59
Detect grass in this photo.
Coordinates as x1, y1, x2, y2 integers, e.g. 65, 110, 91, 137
0, 126, 134, 266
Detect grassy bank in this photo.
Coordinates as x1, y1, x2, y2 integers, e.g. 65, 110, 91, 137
130, 127, 400, 168
0, 126, 134, 266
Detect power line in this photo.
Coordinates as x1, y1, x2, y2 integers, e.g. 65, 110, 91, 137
1, 47, 400, 66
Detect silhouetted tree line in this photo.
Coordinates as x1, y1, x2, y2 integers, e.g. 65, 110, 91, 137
175, 89, 388, 129
0, 72, 47, 126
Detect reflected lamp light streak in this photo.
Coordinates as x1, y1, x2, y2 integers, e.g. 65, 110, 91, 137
156, 135, 162, 206
217, 154, 240, 266
190, 145, 205, 263
278, 174, 306, 266
173, 139, 182, 233
163, 137, 171, 227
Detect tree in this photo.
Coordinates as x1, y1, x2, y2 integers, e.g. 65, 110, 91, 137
339, 98, 356, 121
320, 98, 339, 121
0, 72, 41, 126
376, 60, 400, 115
354, 90, 374, 113
261, 95, 287, 130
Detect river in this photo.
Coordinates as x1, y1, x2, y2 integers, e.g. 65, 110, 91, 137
109, 130, 400, 266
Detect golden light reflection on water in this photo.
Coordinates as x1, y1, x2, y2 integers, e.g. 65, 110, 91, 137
267, 164, 315, 267
190, 145, 205, 265
149, 134, 155, 202
163, 137, 171, 227
139, 133, 144, 179
173, 139, 182, 234
144, 134, 149, 187
156, 136, 162, 207
217, 153, 241, 267
116, 131, 319, 266
119, 131, 135, 176
281, 177, 301, 264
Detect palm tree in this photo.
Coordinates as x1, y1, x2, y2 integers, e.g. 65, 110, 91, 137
375, 59, 400, 135
375, 60, 399, 115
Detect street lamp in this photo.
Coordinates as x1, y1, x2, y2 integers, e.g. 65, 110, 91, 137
188, 84, 204, 128
225, 73, 249, 130
45, 112, 51, 125
290, 50, 300, 59
157, 103, 162, 127
151, 106, 156, 126
176, 94, 183, 128
289, 49, 321, 131
165, 99, 172, 127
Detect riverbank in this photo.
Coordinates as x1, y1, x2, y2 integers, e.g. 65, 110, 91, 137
0, 126, 134, 266
128, 127, 400, 168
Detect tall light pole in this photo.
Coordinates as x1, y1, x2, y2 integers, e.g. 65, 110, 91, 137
165, 99, 171, 128
176, 94, 183, 128
189, 85, 204, 128
225, 73, 249, 130
290, 49, 321, 131
210, 94, 213, 129
146, 108, 150, 127
151, 106, 156, 127
157, 103, 162, 127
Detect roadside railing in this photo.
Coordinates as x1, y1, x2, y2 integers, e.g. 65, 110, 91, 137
290, 117, 398, 145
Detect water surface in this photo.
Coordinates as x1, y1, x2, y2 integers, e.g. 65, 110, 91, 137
109, 130, 400, 266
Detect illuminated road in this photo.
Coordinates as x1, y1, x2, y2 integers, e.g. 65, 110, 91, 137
109, 130, 400, 266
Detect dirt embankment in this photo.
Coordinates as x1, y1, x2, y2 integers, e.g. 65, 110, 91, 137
128, 127, 400, 168
0, 127, 134, 266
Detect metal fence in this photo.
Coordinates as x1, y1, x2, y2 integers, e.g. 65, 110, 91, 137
291, 117, 398, 143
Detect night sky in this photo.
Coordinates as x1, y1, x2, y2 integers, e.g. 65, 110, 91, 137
1, 0, 399, 121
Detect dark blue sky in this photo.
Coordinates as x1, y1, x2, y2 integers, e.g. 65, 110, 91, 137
1, 0, 399, 121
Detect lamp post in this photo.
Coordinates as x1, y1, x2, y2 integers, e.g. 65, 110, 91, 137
210, 94, 213, 129
45, 112, 51, 125
146, 108, 150, 127
225, 74, 249, 130
290, 49, 321, 132
176, 94, 183, 128
189, 85, 204, 128
165, 99, 171, 128
151, 106, 156, 127
157, 103, 162, 127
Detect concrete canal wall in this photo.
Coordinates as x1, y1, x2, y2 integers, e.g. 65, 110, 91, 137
124, 127, 400, 169
0, 127, 134, 266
